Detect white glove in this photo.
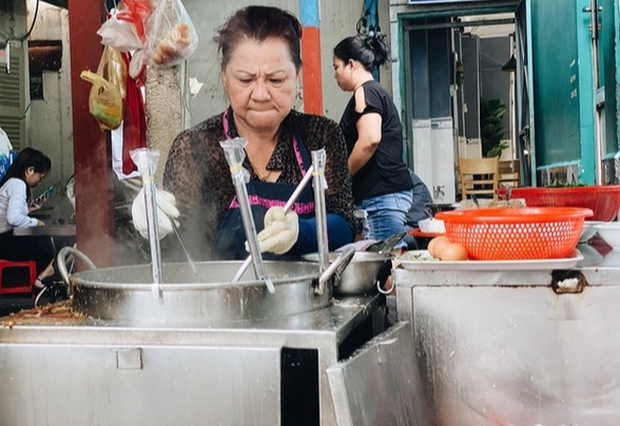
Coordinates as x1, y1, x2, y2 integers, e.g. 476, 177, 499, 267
131, 188, 180, 239
251, 206, 299, 254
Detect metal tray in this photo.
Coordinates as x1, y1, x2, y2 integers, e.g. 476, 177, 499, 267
397, 249, 583, 271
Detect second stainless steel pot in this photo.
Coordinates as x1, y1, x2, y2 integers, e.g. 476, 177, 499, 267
303, 251, 392, 295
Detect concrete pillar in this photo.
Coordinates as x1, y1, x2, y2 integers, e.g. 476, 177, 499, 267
144, 65, 182, 186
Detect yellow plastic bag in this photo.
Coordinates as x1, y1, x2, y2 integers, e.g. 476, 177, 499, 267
80, 46, 127, 130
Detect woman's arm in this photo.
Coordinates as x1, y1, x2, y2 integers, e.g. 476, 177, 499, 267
163, 131, 207, 219
347, 86, 383, 176
290, 214, 353, 254
5, 180, 38, 228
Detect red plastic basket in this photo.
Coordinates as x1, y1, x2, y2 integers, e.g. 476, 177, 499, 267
435, 207, 593, 260
497, 186, 620, 222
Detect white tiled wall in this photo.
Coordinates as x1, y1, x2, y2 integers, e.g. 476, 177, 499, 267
458, 137, 482, 159
412, 118, 433, 191
412, 117, 457, 203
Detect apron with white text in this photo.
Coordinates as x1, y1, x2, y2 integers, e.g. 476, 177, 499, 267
215, 109, 314, 260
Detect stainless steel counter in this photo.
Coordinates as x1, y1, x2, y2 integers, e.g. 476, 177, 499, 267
0, 294, 385, 426
394, 237, 620, 426
12, 223, 76, 237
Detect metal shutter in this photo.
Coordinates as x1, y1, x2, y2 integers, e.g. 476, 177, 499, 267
0, 42, 26, 150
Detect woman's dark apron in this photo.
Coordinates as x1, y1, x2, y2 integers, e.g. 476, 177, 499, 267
215, 109, 315, 260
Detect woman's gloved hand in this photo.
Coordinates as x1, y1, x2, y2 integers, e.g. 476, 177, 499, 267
131, 188, 180, 239
251, 206, 299, 254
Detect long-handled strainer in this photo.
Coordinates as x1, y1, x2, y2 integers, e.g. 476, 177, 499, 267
311, 149, 331, 295
130, 148, 164, 299
220, 138, 275, 294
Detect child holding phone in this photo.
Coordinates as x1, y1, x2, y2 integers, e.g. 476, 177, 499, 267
30, 185, 54, 209
0, 147, 56, 290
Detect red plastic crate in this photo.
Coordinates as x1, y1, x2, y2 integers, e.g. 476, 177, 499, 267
497, 186, 620, 222
0, 260, 36, 295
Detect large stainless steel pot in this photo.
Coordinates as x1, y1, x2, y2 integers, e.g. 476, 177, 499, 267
59, 247, 354, 325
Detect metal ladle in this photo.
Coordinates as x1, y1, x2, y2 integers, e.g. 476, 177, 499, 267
130, 148, 164, 298
312, 151, 329, 268
220, 138, 275, 294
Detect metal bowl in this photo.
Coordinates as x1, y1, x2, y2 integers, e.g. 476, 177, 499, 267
594, 222, 620, 251
303, 251, 392, 295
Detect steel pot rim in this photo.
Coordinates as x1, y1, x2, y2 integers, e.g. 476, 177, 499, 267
69, 260, 323, 291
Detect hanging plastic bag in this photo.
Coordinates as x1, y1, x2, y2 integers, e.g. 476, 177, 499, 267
0, 127, 16, 181
97, 0, 152, 83
121, 52, 147, 175
97, 11, 143, 52
80, 46, 127, 131
145, 0, 199, 67
98, 0, 152, 51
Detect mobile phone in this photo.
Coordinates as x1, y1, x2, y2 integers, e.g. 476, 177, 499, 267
32, 185, 54, 206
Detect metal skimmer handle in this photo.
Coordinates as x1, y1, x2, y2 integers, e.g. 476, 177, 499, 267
220, 138, 275, 294
312, 149, 330, 294
130, 148, 164, 298
312, 150, 329, 269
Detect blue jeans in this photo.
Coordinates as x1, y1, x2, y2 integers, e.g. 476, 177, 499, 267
357, 190, 413, 249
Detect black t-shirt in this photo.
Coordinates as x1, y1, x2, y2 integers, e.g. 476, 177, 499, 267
339, 80, 413, 203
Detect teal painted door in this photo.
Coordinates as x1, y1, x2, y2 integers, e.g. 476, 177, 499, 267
528, 0, 596, 183
527, 0, 620, 184
600, 0, 620, 159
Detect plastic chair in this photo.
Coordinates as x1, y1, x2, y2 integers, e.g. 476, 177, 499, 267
0, 260, 37, 296
458, 157, 500, 201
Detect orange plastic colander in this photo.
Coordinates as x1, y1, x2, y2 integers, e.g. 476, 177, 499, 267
435, 207, 593, 260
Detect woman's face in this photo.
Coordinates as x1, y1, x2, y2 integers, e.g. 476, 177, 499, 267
24, 167, 47, 187
222, 37, 299, 134
333, 57, 354, 92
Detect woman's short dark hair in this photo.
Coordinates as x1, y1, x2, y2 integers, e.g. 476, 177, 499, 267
0, 147, 51, 188
334, 33, 389, 72
215, 6, 303, 71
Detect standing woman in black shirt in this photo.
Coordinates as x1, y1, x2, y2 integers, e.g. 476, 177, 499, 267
333, 33, 413, 248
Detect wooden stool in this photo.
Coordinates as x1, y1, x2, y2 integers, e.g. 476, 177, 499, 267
0, 260, 37, 295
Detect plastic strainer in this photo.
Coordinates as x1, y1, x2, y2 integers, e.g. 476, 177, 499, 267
435, 207, 593, 260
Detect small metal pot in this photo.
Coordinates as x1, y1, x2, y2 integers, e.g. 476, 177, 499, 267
303, 251, 392, 296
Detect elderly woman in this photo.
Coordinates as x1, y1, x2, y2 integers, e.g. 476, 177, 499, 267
134, 6, 355, 260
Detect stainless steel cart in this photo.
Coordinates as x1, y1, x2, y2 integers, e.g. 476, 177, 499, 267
0, 295, 386, 426
395, 242, 620, 425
